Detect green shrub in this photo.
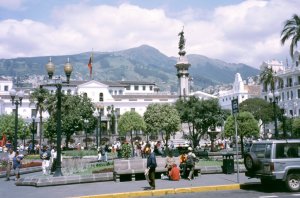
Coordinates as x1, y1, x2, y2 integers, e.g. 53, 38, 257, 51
121, 144, 132, 159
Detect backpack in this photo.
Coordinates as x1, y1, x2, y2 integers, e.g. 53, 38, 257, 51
186, 154, 194, 166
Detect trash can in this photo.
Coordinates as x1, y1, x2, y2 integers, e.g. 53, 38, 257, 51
222, 153, 234, 174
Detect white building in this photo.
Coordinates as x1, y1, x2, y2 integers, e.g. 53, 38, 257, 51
262, 52, 300, 118
218, 73, 260, 109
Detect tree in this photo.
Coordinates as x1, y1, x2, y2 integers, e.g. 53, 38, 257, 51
118, 111, 146, 157
292, 117, 300, 138
144, 103, 181, 148
0, 114, 27, 143
224, 112, 259, 155
175, 96, 224, 149
260, 66, 281, 94
239, 98, 275, 138
44, 93, 96, 149
281, 14, 300, 60
30, 86, 50, 144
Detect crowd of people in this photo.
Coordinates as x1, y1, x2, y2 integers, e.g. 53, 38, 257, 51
3, 137, 202, 185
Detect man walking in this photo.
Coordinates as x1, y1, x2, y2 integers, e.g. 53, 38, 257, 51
40, 145, 51, 175
6, 147, 15, 181
186, 147, 197, 180
145, 146, 157, 190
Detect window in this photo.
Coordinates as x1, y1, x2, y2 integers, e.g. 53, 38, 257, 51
83, 93, 87, 97
109, 90, 113, 95
4, 85, 8, 91
134, 85, 139, 91
125, 86, 130, 90
150, 86, 153, 91
99, 93, 103, 101
67, 89, 71, 94
143, 86, 146, 91
288, 78, 293, 87
287, 91, 290, 100
282, 92, 285, 101
251, 143, 272, 159
130, 108, 135, 112
276, 143, 300, 159
291, 90, 294, 99
31, 109, 37, 118
119, 90, 123, 95
115, 108, 120, 116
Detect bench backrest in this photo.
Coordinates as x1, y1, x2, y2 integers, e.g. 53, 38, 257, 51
114, 157, 180, 171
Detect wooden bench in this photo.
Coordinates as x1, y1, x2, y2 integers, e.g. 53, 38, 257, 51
113, 157, 201, 182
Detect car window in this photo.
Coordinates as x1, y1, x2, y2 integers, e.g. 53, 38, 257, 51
286, 143, 299, 158
251, 143, 272, 159
275, 143, 300, 159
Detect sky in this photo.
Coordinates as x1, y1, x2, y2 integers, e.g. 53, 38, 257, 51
0, 0, 298, 68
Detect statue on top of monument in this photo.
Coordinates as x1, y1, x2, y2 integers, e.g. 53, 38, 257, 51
178, 27, 186, 57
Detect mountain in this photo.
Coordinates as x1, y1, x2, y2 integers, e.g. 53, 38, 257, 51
0, 45, 259, 91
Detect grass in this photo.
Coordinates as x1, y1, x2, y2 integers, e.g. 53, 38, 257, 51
74, 162, 113, 175
197, 159, 223, 167
62, 150, 98, 157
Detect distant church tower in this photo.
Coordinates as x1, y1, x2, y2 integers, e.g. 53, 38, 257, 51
175, 28, 191, 98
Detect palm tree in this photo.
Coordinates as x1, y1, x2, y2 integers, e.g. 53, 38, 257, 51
260, 66, 280, 93
281, 14, 300, 60
29, 86, 50, 145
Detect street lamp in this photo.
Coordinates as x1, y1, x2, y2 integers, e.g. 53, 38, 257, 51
268, 91, 280, 139
9, 89, 24, 151
96, 104, 103, 148
45, 57, 73, 177
31, 114, 37, 154
281, 108, 287, 138
84, 119, 89, 150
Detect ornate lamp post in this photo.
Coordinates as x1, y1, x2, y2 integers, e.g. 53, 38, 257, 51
268, 91, 280, 139
96, 104, 103, 148
31, 111, 37, 154
45, 57, 73, 177
84, 119, 89, 149
9, 89, 24, 151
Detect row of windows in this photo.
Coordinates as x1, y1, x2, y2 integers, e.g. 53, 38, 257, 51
221, 95, 244, 102
109, 90, 123, 95
271, 89, 300, 101
126, 85, 153, 91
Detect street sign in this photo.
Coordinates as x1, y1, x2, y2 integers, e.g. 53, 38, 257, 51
231, 98, 239, 114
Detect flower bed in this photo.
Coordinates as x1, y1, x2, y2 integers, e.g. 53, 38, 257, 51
0, 161, 41, 172
92, 167, 113, 174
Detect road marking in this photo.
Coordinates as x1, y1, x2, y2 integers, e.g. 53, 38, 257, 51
292, 194, 300, 196
259, 196, 278, 198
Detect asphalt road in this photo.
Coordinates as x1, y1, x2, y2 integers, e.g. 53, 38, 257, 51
152, 190, 300, 198
152, 182, 299, 198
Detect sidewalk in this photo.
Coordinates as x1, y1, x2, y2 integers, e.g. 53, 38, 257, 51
0, 166, 260, 198
74, 173, 259, 198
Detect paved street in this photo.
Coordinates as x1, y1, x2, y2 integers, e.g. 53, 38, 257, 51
152, 190, 300, 198
0, 172, 258, 198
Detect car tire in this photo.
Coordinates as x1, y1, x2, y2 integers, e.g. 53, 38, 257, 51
244, 152, 259, 171
286, 174, 300, 192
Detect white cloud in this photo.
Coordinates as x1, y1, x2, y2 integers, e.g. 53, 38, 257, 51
0, 0, 24, 10
0, 0, 299, 68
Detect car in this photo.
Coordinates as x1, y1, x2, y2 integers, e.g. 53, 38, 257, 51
244, 139, 300, 192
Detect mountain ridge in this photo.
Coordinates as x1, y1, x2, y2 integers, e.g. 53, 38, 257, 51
0, 45, 259, 91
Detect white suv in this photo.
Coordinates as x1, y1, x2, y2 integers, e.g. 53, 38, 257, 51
244, 139, 300, 192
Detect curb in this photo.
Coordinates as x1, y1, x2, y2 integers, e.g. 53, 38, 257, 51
73, 183, 248, 198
